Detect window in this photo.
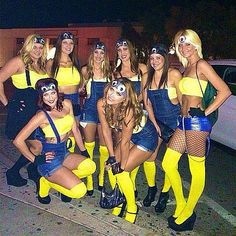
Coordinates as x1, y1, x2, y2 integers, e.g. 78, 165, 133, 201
88, 38, 99, 45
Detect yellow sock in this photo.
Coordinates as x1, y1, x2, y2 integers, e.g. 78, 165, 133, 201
49, 181, 87, 199
85, 141, 95, 191
39, 177, 51, 197
162, 148, 186, 217
108, 169, 117, 189
67, 136, 76, 153
116, 171, 137, 223
73, 158, 96, 179
130, 166, 140, 191
162, 173, 171, 192
175, 155, 205, 224
98, 145, 109, 187
144, 161, 156, 187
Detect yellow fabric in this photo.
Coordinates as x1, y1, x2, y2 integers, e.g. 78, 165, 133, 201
175, 155, 205, 225
162, 173, 172, 192
85, 141, 95, 191
42, 114, 74, 137
129, 74, 139, 81
73, 158, 96, 179
167, 87, 177, 100
56, 67, 80, 86
67, 136, 75, 153
144, 161, 156, 187
86, 77, 107, 97
98, 145, 109, 187
108, 169, 117, 189
162, 148, 186, 217
39, 177, 51, 197
179, 77, 207, 97
11, 70, 48, 89
130, 166, 140, 191
133, 113, 147, 134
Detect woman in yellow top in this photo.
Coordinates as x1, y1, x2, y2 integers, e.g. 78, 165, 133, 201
13, 78, 96, 204
0, 34, 48, 188
162, 29, 231, 232
80, 42, 112, 196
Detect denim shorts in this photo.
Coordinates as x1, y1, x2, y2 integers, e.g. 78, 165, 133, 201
37, 141, 69, 177
131, 119, 158, 152
81, 102, 99, 124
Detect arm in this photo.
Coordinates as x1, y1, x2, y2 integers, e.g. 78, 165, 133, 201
198, 60, 231, 116
169, 68, 182, 105
46, 59, 53, 77
138, 63, 148, 102
0, 56, 22, 106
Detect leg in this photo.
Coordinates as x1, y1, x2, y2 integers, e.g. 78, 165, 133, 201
130, 166, 140, 198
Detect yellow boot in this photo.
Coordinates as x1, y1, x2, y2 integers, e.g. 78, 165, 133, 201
98, 145, 109, 190
37, 177, 51, 204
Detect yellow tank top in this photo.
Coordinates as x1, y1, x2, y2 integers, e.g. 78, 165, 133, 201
11, 70, 48, 89
179, 77, 207, 97
167, 87, 177, 100
42, 114, 74, 138
129, 74, 139, 82
55, 67, 80, 86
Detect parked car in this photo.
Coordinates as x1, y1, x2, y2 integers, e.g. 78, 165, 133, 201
208, 59, 236, 150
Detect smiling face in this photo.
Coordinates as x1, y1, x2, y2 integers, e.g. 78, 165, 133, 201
93, 48, 105, 64
117, 45, 131, 62
178, 42, 197, 58
30, 43, 44, 60
42, 89, 58, 109
150, 53, 165, 71
61, 39, 74, 55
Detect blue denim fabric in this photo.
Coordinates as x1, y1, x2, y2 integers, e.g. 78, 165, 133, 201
81, 80, 107, 123
64, 93, 80, 117
147, 89, 180, 130
132, 80, 141, 96
177, 116, 212, 132
131, 118, 158, 152
37, 141, 69, 177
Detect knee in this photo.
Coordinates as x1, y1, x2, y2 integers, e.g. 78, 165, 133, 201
71, 182, 87, 199
162, 148, 180, 173
79, 158, 96, 175
99, 145, 109, 156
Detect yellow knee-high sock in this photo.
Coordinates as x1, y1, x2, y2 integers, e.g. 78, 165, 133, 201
162, 173, 172, 192
162, 148, 185, 217
49, 181, 87, 199
39, 177, 51, 197
67, 136, 76, 153
175, 155, 205, 224
98, 145, 109, 187
116, 171, 137, 223
73, 158, 96, 179
130, 166, 140, 191
85, 141, 95, 191
144, 161, 156, 187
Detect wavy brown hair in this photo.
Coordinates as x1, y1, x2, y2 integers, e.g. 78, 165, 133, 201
103, 77, 143, 130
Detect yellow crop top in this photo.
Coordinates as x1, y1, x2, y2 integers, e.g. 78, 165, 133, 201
55, 67, 80, 86
86, 77, 107, 97
168, 87, 177, 100
11, 70, 48, 89
42, 114, 74, 138
179, 77, 207, 97
129, 74, 139, 82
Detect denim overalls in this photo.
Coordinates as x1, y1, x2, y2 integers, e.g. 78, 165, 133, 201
81, 79, 108, 124
37, 111, 69, 177
64, 93, 80, 117
147, 88, 180, 129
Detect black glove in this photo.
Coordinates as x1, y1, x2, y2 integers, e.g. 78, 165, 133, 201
34, 154, 46, 166
189, 108, 205, 117
111, 162, 124, 175
81, 149, 90, 158
106, 156, 116, 165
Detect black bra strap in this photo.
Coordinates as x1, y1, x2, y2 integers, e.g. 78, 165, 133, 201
25, 69, 31, 86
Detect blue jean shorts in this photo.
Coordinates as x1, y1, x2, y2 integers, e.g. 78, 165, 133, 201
131, 119, 158, 152
37, 141, 69, 177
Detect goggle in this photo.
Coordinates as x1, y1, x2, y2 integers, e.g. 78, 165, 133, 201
40, 83, 56, 93
150, 47, 168, 56
178, 35, 191, 44
33, 37, 45, 45
116, 39, 128, 48
61, 32, 74, 40
94, 42, 106, 51
111, 80, 127, 97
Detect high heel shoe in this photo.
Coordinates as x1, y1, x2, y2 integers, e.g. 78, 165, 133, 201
124, 206, 139, 224
143, 186, 157, 207
6, 169, 27, 187
61, 194, 72, 202
38, 195, 51, 204
155, 191, 169, 213
168, 212, 197, 232
87, 190, 94, 196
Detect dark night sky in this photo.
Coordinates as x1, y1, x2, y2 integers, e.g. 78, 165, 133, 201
0, 0, 235, 28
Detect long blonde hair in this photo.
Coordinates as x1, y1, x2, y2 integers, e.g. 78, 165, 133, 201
19, 34, 47, 72
103, 77, 143, 129
174, 29, 203, 68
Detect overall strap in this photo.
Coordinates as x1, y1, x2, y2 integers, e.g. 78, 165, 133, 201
43, 111, 61, 143
25, 68, 32, 86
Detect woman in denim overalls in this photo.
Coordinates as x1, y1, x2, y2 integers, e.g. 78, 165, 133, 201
80, 42, 112, 196
142, 44, 182, 210
13, 78, 96, 204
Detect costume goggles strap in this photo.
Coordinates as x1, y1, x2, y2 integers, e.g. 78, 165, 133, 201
34, 37, 45, 45
150, 46, 168, 56
111, 80, 127, 97
61, 32, 74, 40
40, 83, 57, 94
116, 39, 128, 48
95, 42, 106, 51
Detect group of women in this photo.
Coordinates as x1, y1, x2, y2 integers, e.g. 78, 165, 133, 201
0, 29, 231, 231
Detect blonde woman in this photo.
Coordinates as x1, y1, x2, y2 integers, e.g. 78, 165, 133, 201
0, 34, 48, 187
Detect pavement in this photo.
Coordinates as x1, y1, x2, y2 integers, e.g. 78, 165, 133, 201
0, 109, 235, 236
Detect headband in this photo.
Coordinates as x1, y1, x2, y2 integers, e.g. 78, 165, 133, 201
116, 39, 128, 48
150, 44, 168, 57
111, 79, 127, 97
60, 32, 74, 40
33, 37, 45, 45
178, 35, 192, 44
39, 83, 57, 94
94, 42, 106, 51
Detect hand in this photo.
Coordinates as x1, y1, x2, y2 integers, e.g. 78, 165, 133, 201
106, 156, 116, 165
34, 152, 54, 166
111, 162, 124, 175
81, 149, 90, 158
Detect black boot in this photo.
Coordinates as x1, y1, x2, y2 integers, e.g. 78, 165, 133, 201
27, 163, 41, 191
6, 155, 29, 187
143, 186, 157, 207
168, 212, 197, 232
61, 194, 72, 203
155, 191, 169, 213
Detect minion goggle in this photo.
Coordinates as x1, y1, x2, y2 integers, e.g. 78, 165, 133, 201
94, 42, 106, 51
150, 46, 168, 56
33, 37, 45, 45
111, 80, 127, 97
178, 35, 192, 45
116, 39, 128, 48
60, 32, 74, 40
40, 83, 57, 94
